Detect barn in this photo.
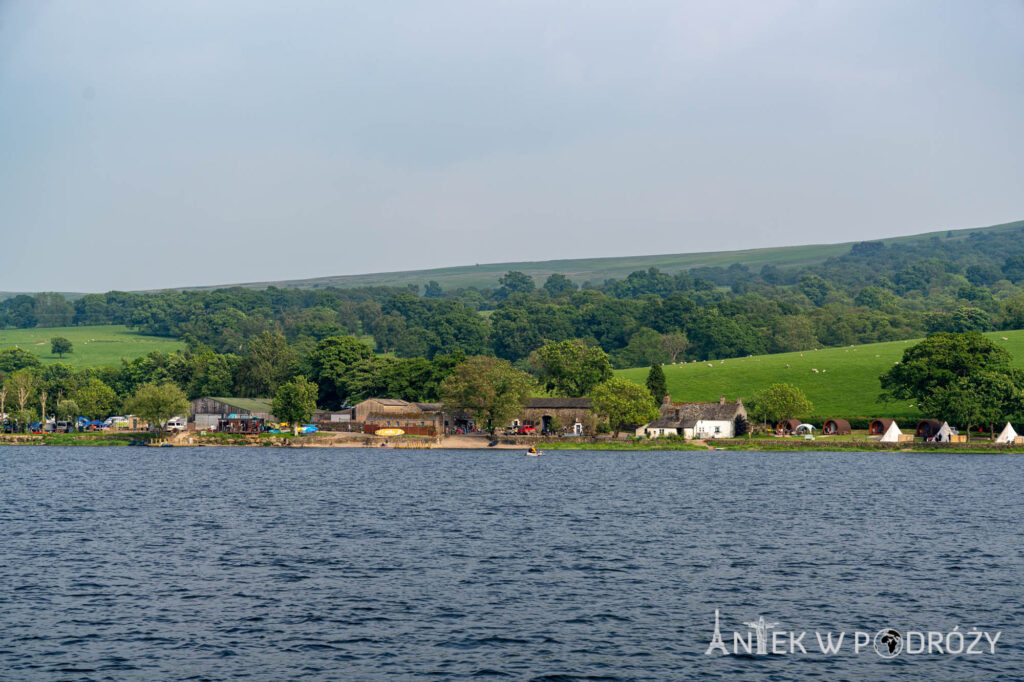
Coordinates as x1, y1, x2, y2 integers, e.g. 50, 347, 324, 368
869, 418, 894, 436
915, 419, 943, 439
191, 397, 276, 430
822, 418, 851, 435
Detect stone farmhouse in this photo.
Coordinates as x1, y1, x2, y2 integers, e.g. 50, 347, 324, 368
637, 395, 746, 439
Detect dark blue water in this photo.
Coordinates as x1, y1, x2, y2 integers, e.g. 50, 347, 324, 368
0, 447, 1021, 680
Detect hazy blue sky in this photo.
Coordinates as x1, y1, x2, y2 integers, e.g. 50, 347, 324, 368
1, 1, 1022, 292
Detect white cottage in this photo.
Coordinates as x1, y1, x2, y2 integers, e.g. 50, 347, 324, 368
637, 395, 747, 439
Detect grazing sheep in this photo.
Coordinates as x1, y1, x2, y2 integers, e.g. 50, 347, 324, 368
1002, 337, 1009, 341
811, 368, 819, 373
822, 369, 826, 373
707, 363, 713, 368
785, 363, 790, 368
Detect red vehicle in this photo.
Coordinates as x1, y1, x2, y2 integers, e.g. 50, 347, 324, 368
519, 424, 536, 434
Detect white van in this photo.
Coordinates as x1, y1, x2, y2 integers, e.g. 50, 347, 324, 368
166, 416, 187, 432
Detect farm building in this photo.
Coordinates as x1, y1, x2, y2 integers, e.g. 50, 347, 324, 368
638, 395, 746, 439
915, 419, 943, 439
350, 399, 445, 435
776, 418, 802, 435
191, 397, 276, 429
313, 408, 355, 423
352, 398, 421, 422
518, 398, 595, 435
217, 416, 265, 434
822, 418, 851, 435
314, 398, 476, 435
869, 418, 894, 436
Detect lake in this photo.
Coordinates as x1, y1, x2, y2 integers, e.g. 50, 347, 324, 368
0, 447, 1021, 680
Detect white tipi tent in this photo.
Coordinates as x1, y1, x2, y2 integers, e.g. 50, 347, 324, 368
996, 422, 1017, 444
935, 422, 954, 442
880, 420, 902, 443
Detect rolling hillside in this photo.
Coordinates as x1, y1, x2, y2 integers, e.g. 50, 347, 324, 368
174, 218, 1024, 292
0, 325, 184, 368
617, 330, 1024, 420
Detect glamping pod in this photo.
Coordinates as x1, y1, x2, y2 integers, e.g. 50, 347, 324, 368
776, 418, 802, 434
869, 418, 893, 435
915, 419, 943, 439
822, 419, 851, 435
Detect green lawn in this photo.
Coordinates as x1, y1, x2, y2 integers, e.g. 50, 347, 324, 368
617, 330, 1024, 420
0, 325, 184, 368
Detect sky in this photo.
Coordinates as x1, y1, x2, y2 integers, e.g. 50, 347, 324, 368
1, 0, 1022, 292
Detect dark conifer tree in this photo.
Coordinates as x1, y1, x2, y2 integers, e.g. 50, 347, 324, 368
646, 363, 668, 404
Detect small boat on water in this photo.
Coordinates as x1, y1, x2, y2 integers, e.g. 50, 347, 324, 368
525, 448, 544, 456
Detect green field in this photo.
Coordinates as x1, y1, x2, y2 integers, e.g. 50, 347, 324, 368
618, 330, 1024, 420
0, 325, 184, 368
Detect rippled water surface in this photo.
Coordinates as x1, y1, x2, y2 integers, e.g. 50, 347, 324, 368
1, 446, 1022, 680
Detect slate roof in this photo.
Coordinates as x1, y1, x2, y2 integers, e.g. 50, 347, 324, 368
367, 398, 412, 407
663, 401, 744, 422
526, 398, 592, 409
646, 400, 744, 429
648, 416, 698, 429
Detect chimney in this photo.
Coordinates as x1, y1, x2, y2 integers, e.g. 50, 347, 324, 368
719, 395, 726, 405
737, 397, 743, 405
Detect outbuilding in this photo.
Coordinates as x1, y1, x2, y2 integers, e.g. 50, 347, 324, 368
191, 397, 276, 430
637, 395, 746, 439
822, 418, 851, 435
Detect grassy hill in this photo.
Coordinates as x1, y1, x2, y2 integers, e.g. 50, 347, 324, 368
173, 218, 1024, 292
2, 218, 1021, 297
617, 330, 1024, 420
0, 325, 184, 368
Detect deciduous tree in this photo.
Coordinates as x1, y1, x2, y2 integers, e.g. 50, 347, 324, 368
659, 332, 688, 364
273, 377, 319, 428
50, 337, 73, 359
235, 331, 298, 398
440, 356, 534, 433
305, 335, 375, 408
7, 369, 36, 415
880, 332, 1012, 416
747, 383, 813, 426
72, 377, 120, 419
591, 377, 659, 437
529, 339, 612, 397
125, 382, 189, 431
57, 398, 80, 423
0, 347, 41, 373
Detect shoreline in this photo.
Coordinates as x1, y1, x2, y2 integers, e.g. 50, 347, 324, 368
3, 432, 1024, 453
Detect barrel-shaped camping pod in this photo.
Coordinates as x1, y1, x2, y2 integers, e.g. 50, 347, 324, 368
776, 418, 802, 434
915, 419, 943, 439
869, 418, 893, 436
822, 418, 851, 435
